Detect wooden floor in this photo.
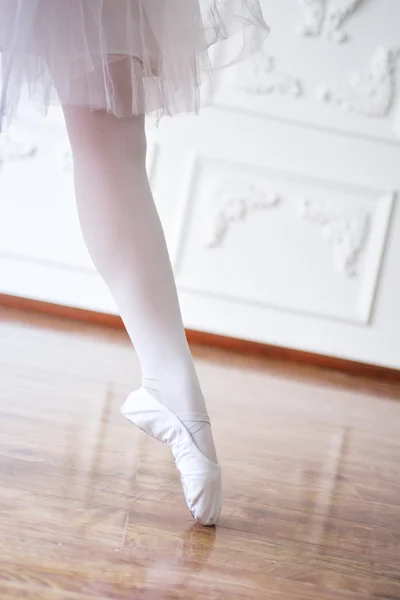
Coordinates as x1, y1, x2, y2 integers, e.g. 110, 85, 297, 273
0, 307, 399, 600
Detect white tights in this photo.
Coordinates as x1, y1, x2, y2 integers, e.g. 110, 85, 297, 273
62, 106, 217, 464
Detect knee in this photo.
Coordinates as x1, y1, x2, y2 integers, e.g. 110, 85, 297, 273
63, 107, 147, 162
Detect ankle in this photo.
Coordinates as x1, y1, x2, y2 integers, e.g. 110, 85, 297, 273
141, 370, 207, 416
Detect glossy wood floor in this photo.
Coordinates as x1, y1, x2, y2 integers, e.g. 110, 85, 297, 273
0, 307, 399, 600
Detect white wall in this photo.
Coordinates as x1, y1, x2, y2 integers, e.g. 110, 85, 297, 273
1, 0, 400, 368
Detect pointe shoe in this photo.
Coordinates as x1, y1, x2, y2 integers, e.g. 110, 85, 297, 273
121, 388, 222, 526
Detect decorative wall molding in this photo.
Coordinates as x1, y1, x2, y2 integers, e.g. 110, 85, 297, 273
297, 0, 325, 37
297, 0, 363, 44
0, 134, 37, 168
318, 47, 400, 118
299, 198, 370, 276
206, 185, 280, 248
236, 53, 303, 97
169, 155, 394, 330
324, 0, 362, 43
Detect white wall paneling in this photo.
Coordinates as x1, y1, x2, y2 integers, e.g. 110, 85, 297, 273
1, 0, 400, 368
172, 155, 394, 325
210, 0, 400, 144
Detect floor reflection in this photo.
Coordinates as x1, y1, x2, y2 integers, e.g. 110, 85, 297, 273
143, 523, 217, 587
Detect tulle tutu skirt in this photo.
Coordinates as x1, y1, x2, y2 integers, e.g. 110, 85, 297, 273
0, 0, 269, 129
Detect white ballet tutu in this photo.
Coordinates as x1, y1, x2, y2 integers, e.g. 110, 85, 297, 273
0, 0, 269, 129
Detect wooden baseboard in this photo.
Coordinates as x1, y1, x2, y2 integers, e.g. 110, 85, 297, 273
1, 293, 399, 382
186, 330, 400, 382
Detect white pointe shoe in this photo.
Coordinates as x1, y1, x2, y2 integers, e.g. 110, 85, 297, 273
121, 388, 222, 526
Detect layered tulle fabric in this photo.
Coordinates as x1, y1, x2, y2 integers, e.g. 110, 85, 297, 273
0, 0, 269, 128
